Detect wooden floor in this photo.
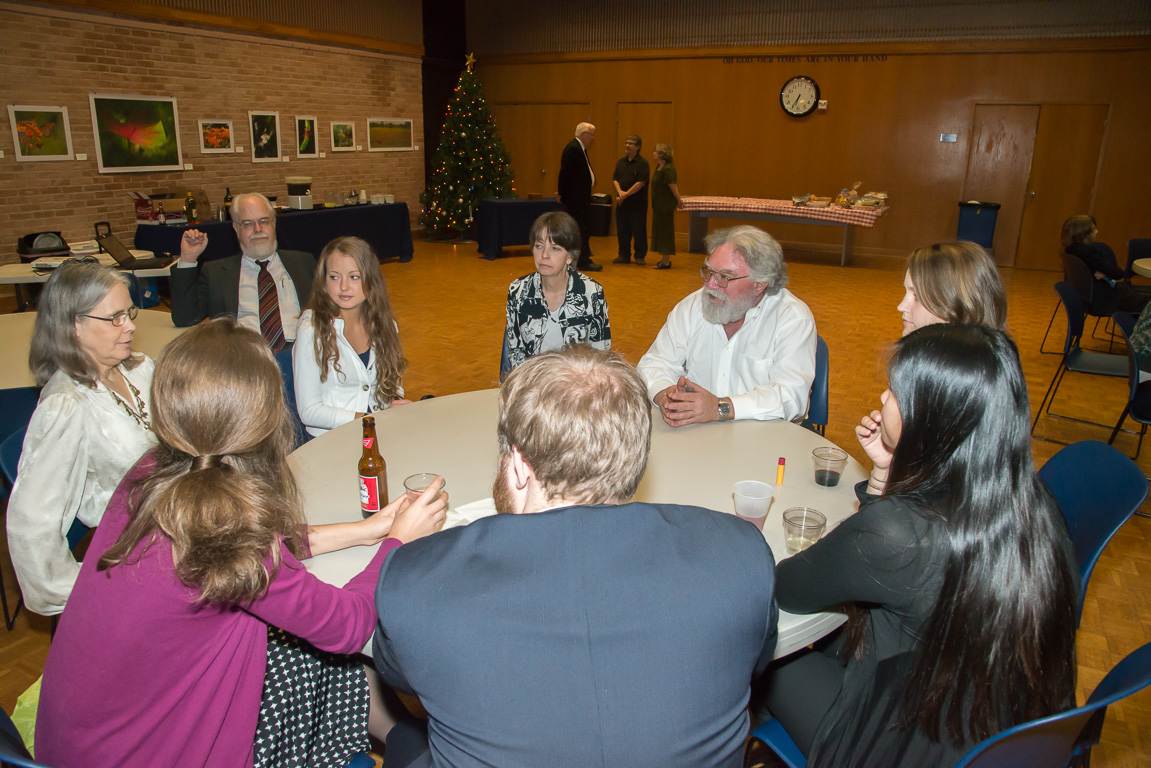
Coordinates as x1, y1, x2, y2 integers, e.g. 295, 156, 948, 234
2, 234, 1150, 765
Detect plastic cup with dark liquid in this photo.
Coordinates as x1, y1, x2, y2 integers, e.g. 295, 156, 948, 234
812, 447, 849, 487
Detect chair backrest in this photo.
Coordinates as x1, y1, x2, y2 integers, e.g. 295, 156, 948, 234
499, 334, 512, 383
1112, 311, 1142, 402
954, 641, 1151, 767
1060, 253, 1098, 312
1053, 281, 1086, 355
274, 347, 310, 449
1124, 238, 1151, 282
1036, 440, 1147, 620
0, 386, 40, 500
0, 427, 25, 488
0, 704, 47, 768
806, 336, 829, 435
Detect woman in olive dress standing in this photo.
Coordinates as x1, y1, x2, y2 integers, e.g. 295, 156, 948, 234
650, 143, 682, 270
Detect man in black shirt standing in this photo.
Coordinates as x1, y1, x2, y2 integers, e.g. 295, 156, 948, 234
612, 134, 650, 265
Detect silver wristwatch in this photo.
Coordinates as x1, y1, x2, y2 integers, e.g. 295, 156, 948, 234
718, 398, 732, 422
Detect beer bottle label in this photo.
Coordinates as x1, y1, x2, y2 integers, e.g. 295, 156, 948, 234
363, 437, 374, 449
360, 475, 380, 513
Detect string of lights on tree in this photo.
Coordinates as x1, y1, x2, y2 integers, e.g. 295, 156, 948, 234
420, 53, 516, 240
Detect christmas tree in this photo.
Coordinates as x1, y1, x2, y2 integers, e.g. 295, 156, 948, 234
420, 54, 516, 239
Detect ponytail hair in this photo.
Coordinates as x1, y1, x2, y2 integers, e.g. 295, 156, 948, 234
98, 319, 305, 605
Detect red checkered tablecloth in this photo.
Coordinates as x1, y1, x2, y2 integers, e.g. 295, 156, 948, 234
681, 196, 888, 228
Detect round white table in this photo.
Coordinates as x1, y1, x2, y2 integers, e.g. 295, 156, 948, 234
1131, 258, 1151, 279
291, 388, 865, 660
0, 309, 185, 389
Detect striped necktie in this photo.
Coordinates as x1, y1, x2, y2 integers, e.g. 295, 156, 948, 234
256, 259, 286, 352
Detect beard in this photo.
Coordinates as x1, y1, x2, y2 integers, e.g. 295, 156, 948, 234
492, 454, 516, 515
241, 236, 278, 260
701, 286, 762, 325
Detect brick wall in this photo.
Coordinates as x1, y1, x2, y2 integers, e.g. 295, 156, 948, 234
0, 5, 424, 271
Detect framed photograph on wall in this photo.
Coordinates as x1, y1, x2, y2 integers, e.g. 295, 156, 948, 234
198, 119, 234, 154
296, 115, 318, 158
89, 93, 183, 173
250, 110, 281, 163
331, 120, 356, 152
8, 105, 74, 162
367, 117, 414, 152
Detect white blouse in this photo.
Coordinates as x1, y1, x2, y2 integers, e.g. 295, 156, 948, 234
6, 358, 157, 616
293, 311, 402, 437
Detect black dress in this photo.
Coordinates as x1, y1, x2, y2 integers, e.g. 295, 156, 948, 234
764, 483, 1078, 768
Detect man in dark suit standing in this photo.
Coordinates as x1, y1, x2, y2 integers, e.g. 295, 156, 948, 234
171, 192, 314, 351
557, 122, 602, 271
373, 345, 778, 768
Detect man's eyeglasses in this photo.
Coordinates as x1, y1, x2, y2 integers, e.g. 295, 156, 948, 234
80, 305, 138, 327
237, 217, 274, 232
700, 267, 750, 289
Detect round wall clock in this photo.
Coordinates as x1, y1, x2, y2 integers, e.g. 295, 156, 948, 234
780, 76, 820, 117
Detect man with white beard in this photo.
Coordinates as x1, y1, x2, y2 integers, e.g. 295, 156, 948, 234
637, 225, 817, 426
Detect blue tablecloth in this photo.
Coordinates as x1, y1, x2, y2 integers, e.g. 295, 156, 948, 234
476, 198, 562, 260
134, 203, 414, 264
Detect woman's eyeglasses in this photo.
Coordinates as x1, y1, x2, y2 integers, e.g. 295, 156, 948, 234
80, 305, 139, 327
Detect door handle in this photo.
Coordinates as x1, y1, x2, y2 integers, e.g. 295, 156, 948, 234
1028, 190, 1036, 198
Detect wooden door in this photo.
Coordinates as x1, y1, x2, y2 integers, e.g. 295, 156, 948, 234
963, 105, 1039, 266
489, 103, 591, 197
1015, 104, 1109, 271
614, 102, 674, 232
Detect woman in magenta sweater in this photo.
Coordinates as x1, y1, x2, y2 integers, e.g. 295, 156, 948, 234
36, 319, 447, 768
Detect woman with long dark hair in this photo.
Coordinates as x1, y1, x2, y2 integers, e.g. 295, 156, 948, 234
760, 324, 1079, 766
36, 319, 447, 767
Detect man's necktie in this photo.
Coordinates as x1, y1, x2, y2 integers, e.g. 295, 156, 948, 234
256, 259, 286, 352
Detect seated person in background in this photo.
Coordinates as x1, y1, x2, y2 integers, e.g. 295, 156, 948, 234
7, 261, 156, 616
36, 319, 447, 768
294, 236, 410, 437
172, 192, 315, 351
374, 345, 778, 768
637, 225, 816, 426
897, 241, 1007, 336
1062, 213, 1150, 314
758, 325, 1078, 768
503, 211, 610, 377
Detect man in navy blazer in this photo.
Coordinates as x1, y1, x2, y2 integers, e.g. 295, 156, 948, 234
557, 122, 602, 271
170, 192, 314, 345
373, 345, 778, 768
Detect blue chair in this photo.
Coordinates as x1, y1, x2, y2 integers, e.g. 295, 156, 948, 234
1122, 238, 1151, 287
801, 336, 829, 436
746, 641, 1151, 768
499, 333, 512, 383
1036, 440, 1148, 623
0, 386, 40, 501
274, 347, 311, 449
1107, 311, 1151, 458
0, 705, 49, 768
1031, 283, 1128, 443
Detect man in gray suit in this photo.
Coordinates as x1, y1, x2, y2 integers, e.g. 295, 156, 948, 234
171, 192, 314, 350
373, 345, 778, 768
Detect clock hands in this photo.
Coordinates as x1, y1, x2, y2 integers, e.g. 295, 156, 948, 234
792, 94, 803, 110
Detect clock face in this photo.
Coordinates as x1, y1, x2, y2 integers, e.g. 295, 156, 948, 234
780, 76, 820, 117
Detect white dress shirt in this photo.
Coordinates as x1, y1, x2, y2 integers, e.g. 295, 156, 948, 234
176, 251, 301, 341
7, 359, 157, 615
637, 287, 817, 422
293, 310, 403, 437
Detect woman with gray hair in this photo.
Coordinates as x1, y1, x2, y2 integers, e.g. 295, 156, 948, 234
7, 261, 157, 616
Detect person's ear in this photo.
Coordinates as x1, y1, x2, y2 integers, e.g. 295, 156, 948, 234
510, 447, 533, 490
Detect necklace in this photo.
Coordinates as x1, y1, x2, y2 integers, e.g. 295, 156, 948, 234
107, 370, 153, 431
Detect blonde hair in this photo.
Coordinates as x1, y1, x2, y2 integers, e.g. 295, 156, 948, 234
498, 345, 650, 504
98, 319, 305, 605
653, 143, 674, 163
907, 242, 1007, 329
307, 237, 407, 405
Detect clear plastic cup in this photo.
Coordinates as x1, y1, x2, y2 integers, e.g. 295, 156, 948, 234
783, 507, 827, 554
733, 480, 774, 531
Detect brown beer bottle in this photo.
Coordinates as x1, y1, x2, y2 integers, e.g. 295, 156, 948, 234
358, 415, 387, 518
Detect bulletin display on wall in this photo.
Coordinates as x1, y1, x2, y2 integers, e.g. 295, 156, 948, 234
198, 119, 234, 154
368, 117, 414, 152
8, 105, 75, 162
249, 110, 282, 163
296, 115, 318, 158
89, 94, 183, 173
331, 120, 356, 152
